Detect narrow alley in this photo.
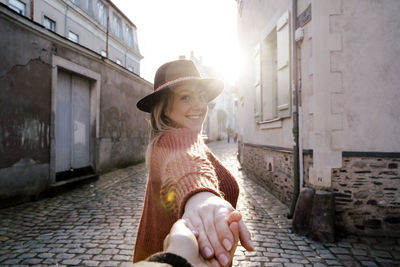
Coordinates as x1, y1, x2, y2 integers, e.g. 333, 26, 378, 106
0, 141, 399, 266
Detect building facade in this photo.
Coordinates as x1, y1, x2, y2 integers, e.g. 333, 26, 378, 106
236, 0, 400, 236
188, 53, 237, 142
0, 3, 151, 207
0, 0, 142, 74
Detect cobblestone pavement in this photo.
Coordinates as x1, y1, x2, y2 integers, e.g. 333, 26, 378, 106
0, 141, 399, 266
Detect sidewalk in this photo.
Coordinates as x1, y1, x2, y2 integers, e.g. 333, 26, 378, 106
0, 141, 399, 266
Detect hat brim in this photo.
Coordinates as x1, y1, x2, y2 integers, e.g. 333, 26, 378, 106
136, 78, 224, 113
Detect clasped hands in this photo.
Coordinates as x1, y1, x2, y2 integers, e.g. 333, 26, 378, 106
165, 192, 254, 266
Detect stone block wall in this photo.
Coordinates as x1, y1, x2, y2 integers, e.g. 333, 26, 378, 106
332, 156, 400, 236
239, 143, 294, 205
0, 7, 151, 205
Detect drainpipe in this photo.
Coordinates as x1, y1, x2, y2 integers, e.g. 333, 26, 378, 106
65, 5, 68, 37
106, 4, 109, 57
288, 0, 300, 219
30, 0, 34, 20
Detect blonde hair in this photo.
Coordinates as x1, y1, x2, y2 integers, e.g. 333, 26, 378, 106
145, 90, 175, 165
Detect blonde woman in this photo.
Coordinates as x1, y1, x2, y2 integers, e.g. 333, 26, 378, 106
134, 60, 254, 266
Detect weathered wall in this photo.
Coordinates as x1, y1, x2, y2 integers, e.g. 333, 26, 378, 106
332, 156, 400, 236
0, 7, 151, 203
97, 71, 150, 172
239, 142, 294, 206
0, 13, 53, 202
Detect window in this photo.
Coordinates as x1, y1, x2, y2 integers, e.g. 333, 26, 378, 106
8, 0, 26, 16
255, 11, 291, 122
43, 16, 56, 32
70, 0, 80, 7
132, 28, 139, 49
112, 13, 122, 38
97, 1, 107, 27
254, 44, 261, 121
68, 31, 79, 43
116, 59, 122, 65
125, 25, 134, 47
260, 29, 277, 121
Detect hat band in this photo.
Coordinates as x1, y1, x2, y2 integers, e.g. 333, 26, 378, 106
155, 76, 202, 92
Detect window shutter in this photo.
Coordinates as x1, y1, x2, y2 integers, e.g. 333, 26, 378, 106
276, 11, 291, 118
254, 43, 261, 122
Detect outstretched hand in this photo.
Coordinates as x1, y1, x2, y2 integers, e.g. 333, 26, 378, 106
182, 192, 254, 266
163, 219, 220, 266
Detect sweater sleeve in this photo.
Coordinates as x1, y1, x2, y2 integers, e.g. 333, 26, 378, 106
156, 128, 222, 217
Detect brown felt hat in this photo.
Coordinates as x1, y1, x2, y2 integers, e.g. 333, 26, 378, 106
136, 60, 224, 113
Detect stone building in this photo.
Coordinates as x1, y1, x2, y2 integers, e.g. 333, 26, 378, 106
0, 0, 142, 74
236, 0, 400, 236
0, 3, 151, 206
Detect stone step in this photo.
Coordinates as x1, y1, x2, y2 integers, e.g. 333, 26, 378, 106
51, 174, 98, 188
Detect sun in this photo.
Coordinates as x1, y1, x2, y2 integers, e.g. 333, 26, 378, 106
202, 47, 243, 88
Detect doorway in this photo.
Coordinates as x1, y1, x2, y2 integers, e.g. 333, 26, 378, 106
55, 70, 93, 181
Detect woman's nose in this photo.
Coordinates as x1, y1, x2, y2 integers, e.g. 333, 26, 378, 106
191, 94, 207, 107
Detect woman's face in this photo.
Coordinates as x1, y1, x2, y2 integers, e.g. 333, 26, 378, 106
165, 83, 208, 132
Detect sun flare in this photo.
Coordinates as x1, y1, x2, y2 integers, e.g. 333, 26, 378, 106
111, 0, 239, 86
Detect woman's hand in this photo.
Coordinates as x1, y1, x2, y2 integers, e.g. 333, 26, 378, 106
164, 219, 220, 267
182, 192, 254, 266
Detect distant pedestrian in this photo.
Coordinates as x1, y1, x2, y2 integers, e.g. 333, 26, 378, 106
227, 127, 232, 143
134, 60, 254, 266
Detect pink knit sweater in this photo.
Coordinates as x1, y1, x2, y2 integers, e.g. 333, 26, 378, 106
133, 128, 239, 262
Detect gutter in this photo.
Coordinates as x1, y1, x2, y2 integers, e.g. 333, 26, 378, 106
106, 4, 109, 57
288, 0, 300, 219
30, 0, 34, 20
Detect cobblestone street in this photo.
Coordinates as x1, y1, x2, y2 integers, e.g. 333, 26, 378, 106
0, 141, 399, 266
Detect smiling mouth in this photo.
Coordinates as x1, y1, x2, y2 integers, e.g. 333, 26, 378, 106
186, 115, 201, 119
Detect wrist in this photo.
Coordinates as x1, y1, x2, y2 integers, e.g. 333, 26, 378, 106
184, 191, 218, 211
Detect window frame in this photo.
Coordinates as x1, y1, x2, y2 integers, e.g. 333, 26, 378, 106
68, 31, 79, 43
43, 15, 56, 32
254, 10, 291, 125
125, 24, 134, 47
70, 0, 80, 7
97, 0, 107, 28
112, 13, 122, 39
8, 0, 26, 16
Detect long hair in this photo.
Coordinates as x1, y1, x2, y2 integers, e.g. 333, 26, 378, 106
145, 89, 175, 165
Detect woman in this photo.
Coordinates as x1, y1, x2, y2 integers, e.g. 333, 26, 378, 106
134, 60, 253, 266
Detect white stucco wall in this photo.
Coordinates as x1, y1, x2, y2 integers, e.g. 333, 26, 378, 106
237, 0, 293, 148
238, 0, 400, 188
299, 0, 400, 154
330, 0, 400, 152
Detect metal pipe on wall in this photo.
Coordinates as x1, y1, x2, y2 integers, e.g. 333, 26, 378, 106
288, 0, 300, 219
64, 4, 68, 38
106, 3, 109, 57
30, 0, 34, 20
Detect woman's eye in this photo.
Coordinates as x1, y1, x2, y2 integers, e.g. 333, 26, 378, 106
180, 95, 190, 101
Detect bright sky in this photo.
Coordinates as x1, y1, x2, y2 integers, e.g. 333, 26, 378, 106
111, 0, 239, 86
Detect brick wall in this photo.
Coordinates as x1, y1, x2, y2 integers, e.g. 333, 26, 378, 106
241, 141, 400, 236
239, 143, 294, 206
332, 156, 400, 236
